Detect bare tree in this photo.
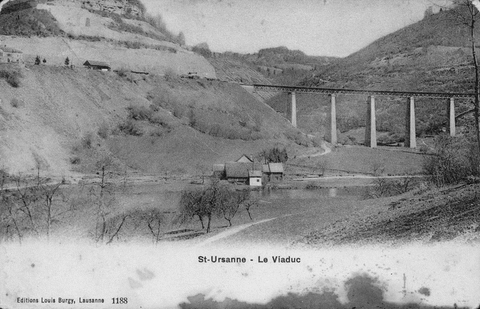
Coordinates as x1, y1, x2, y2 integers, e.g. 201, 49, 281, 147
39, 182, 63, 240
89, 157, 120, 243
12, 174, 40, 235
142, 209, 165, 244
177, 179, 226, 233
178, 181, 257, 232
104, 212, 129, 244
218, 189, 251, 227
177, 188, 208, 229
1, 169, 69, 242
243, 194, 259, 221
0, 170, 23, 242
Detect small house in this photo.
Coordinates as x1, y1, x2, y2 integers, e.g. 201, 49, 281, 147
83, 60, 111, 71
262, 163, 284, 182
0, 46, 23, 63
248, 170, 262, 187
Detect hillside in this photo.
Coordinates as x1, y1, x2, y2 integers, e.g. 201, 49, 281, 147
0, 64, 310, 176
266, 6, 480, 143
299, 182, 480, 246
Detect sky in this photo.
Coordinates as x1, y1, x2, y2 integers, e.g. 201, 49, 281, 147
142, 0, 454, 57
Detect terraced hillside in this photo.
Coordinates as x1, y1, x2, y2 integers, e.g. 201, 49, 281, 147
0, 0, 215, 77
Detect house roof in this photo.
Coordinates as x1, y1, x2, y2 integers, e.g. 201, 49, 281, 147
269, 163, 284, 173
83, 60, 110, 67
225, 163, 250, 178
235, 154, 253, 163
248, 170, 262, 177
263, 163, 284, 173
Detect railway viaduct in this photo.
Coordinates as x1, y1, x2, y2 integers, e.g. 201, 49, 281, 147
246, 84, 475, 148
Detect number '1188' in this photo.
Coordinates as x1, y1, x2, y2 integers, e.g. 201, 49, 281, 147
112, 297, 128, 304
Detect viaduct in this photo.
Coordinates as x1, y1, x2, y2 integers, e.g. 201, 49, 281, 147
248, 84, 475, 148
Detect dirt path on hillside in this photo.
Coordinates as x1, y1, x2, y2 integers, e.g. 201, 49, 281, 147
296, 141, 331, 158
196, 196, 367, 247
195, 217, 278, 247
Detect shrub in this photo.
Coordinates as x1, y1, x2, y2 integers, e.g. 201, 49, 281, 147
419, 145, 429, 153
294, 132, 310, 146
118, 119, 143, 136
97, 123, 110, 139
81, 132, 94, 149
164, 68, 177, 80
423, 135, 480, 186
263, 147, 288, 163
149, 114, 170, 127
10, 98, 24, 108
0, 69, 22, 88
192, 42, 212, 58
149, 127, 166, 137
116, 67, 129, 77
305, 182, 321, 190
127, 105, 153, 121
172, 105, 187, 119
123, 40, 142, 49
144, 13, 183, 44
364, 177, 417, 199
70, 156, 81, 165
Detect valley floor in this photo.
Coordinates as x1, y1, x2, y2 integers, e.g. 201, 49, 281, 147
176, 180, 480, 248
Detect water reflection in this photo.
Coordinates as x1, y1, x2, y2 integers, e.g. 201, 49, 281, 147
254, 187, 365, 200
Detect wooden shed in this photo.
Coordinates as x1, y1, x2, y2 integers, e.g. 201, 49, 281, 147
262, 163, 284, 182
83, 60, 111, 71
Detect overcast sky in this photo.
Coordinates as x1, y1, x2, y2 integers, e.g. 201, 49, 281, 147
142, 0, 453, 57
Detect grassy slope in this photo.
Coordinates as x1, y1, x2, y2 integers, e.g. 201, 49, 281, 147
0, 65, 306, 176
298, 183, 480, 246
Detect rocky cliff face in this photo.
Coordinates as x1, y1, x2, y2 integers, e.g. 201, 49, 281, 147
1, 0, 144, 18
81, 0, 143, 19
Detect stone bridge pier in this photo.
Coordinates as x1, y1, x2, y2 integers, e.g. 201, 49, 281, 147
290, 91, 297, 128
290, 92, 338, 145
365, 96, 457, 149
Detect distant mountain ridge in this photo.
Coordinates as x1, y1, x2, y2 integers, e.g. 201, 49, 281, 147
204, 46, 338, 84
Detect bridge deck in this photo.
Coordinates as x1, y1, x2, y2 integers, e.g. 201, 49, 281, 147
252, 84, 475, 99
